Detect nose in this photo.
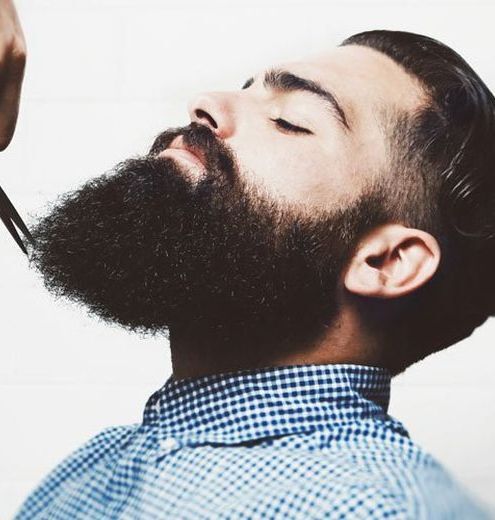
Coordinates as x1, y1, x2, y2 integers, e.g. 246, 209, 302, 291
187, 92, 235, 139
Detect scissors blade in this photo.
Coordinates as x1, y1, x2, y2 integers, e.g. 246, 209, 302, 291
0, 185, 34, 244
0, 206, 28, 254
0, 185, 33, 255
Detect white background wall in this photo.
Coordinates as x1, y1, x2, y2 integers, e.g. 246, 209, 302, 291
1, 0, 494, 518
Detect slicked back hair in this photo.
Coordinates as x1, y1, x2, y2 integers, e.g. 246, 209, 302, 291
340, 30, 495, 375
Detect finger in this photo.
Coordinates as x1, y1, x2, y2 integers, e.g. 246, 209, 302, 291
0, 49, 26, 151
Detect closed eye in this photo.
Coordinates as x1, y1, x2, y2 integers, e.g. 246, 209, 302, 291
270, 118, 313, 135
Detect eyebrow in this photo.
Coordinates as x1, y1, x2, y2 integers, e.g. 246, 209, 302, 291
241, 68, 351, 132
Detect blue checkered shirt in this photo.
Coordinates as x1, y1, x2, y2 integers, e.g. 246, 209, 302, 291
14, 363, 491, 519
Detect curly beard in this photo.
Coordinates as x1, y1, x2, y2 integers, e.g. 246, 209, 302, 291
27, 122, 386, 358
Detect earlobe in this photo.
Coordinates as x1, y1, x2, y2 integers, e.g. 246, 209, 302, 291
343, 224, 441, 299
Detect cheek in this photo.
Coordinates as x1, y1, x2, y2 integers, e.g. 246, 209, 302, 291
233, 138, 349, 209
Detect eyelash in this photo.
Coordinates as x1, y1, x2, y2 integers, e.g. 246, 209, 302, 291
270, 118, 313, 135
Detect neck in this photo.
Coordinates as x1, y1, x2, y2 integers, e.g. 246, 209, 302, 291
169, 305, 383, 381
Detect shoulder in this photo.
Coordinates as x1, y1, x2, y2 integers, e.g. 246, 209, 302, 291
13, 423, 140, 520
320, 481, 490, 519
266, 428, 492, 519
314, 478, 492, 519
311, 442, 492, 520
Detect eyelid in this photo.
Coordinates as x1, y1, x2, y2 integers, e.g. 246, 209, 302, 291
270, 118, 313, 135
240, 80, 314, 135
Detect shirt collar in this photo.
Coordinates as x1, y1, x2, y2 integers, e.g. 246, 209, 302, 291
142, 363, 391, 445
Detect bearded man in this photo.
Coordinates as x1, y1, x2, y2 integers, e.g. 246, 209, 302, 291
14, 29, 494, 519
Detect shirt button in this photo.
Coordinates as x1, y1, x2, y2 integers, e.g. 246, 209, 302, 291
159, 437, 179, 452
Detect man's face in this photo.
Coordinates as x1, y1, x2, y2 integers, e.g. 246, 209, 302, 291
185, 44, 426, 211
27, 43, 424, 360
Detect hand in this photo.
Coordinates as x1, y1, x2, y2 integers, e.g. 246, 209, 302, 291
0, 0, 26, 151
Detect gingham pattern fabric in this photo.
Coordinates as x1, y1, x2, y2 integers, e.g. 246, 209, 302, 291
14, 363, 491, 519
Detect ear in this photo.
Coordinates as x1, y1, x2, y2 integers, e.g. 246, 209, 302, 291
343, 223, 441, 299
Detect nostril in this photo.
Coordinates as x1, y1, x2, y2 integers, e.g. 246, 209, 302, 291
195, 108, 218, 129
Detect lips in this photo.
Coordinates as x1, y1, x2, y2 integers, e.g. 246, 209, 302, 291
160, 135, 207, 168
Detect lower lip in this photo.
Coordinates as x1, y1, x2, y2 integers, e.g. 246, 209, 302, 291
157, 147, 205, 171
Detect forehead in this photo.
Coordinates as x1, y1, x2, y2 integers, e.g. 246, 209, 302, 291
275, 44, 428, 132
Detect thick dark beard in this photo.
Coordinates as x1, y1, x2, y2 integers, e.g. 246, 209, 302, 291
26, 122, 386, 358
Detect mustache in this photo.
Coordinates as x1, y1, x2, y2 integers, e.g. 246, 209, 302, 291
148, 122, 239, 184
